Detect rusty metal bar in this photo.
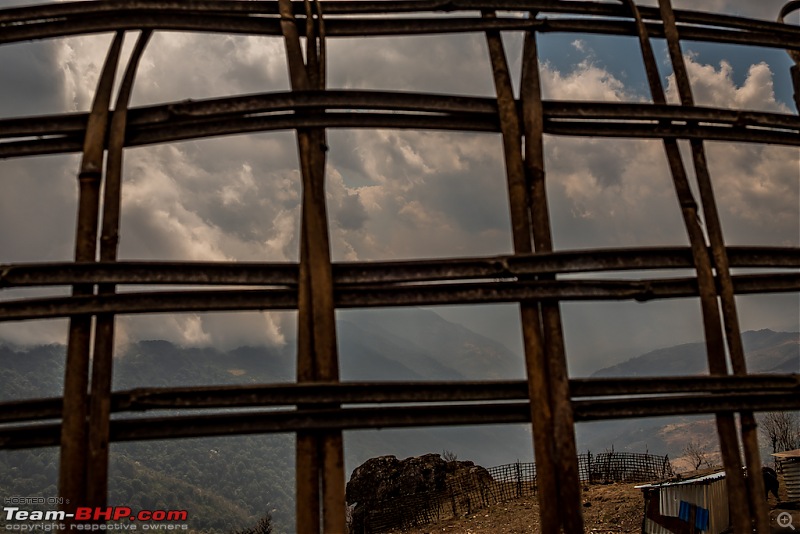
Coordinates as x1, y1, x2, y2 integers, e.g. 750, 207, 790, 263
2, 0, 799, 38
520, 15, 584, 533
59, 32, 125, 514
0, 2, 797, 531
4, 375, 798, 425
278, 1, 322, 530
483, 10, 567, 532
4, 390, 800, 450
2, 246, 797, 288
1, 272, 797, 322
622, 1, 754, 530
3, 99, 799, 160
658, 1, 769, 529
86, 29, 152, 511
3, 9, 800, 52
278, 0, 345, 530
4, 96, 799, 141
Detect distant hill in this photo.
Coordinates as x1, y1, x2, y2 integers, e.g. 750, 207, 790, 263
3, 319, 794, 531
578, 329, 799, 463
591, 329, 799, 377
0, 308, 530, 533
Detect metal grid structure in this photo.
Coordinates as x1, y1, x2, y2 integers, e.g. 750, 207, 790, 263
0, 1, 799, 532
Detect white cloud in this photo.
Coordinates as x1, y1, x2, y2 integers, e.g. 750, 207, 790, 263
542, 60, 634, 101
667, 59, 790, 113
0, 11, 796, 355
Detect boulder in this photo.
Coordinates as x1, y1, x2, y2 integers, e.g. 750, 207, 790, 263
346, 454, 492, 533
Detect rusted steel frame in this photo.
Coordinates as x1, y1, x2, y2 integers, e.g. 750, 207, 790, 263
4, 374, 797, 425
128, 112, 500, 146
0, 14, 537, 44
1, 272, 798, 322
86, 30, 151, 511
780, 2, 800, 110
8, 114, 800, 160
5, 96, 799, 142
0, 13, 281, 45
659, 1, 769, 529
5, 95, 800, 158
623, 1, 754, 530
543, 102, 800, 129
5, 390, 800, 450
4, 12, 800, 52
6, 118, 800, 161
2, 246, 798, 288
542, 122, 800, 146
0, 114, 498, 159
0, 91, 497, 138
3, 0, 798, 37
59, 32, 124, 514
521, 18, 585, 534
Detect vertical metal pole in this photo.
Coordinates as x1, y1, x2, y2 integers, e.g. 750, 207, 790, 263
620, 2, 752, 531
520, 24, 584, 534
484, 12, 583, 532
657, 2, 768, 530
60, 32, 124, 513
87, 30, 152, 510
278, 1, 344, 531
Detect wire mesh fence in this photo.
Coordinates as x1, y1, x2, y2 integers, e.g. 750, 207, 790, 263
359, 452, 672, 533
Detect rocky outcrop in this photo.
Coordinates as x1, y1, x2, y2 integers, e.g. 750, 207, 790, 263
346, 454, 493, 533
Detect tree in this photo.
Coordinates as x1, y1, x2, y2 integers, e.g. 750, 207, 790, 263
441, 449, 458, 462
231, 513, 274, 534
683, 440, 711, 470
760, 412, 800, 454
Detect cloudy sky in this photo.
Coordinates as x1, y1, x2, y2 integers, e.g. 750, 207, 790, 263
0, 0, 798, 375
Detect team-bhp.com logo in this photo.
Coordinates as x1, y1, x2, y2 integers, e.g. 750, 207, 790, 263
4, 507, 188, 530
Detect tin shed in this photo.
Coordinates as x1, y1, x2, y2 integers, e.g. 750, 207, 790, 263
773, 449, 800, 501
636, 470, 728, 534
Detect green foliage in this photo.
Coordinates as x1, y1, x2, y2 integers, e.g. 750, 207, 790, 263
0, 342, 295, 533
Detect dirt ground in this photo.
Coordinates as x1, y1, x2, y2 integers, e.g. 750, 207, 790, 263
389, 483, 644, 534
389, 478, 799, 534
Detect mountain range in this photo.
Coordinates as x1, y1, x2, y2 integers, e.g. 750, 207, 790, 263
0, 309, 796, 532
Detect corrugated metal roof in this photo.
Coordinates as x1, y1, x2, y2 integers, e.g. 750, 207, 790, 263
636, 470, 726, 489
784, 461, 800, 500
772, 448, 800, 459
641, 476, 730, 534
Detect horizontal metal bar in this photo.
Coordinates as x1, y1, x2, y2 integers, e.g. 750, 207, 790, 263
1, 375, 797, 424
1, 0, 797, 41
2, 5, 799, 51
2, 247, 797, 288
2, 94, 798, 158
0, 273, 797, 322
4, 95, 797, 142
2, 389, 798, 449
3, 113, 798, 160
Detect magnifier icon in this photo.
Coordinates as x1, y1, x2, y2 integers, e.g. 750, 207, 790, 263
778, 511, 796, 531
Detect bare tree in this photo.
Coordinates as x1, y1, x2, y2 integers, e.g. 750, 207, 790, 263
683, 440, 712, 470
441, 449, 458, 462
760, 412, 800, 454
